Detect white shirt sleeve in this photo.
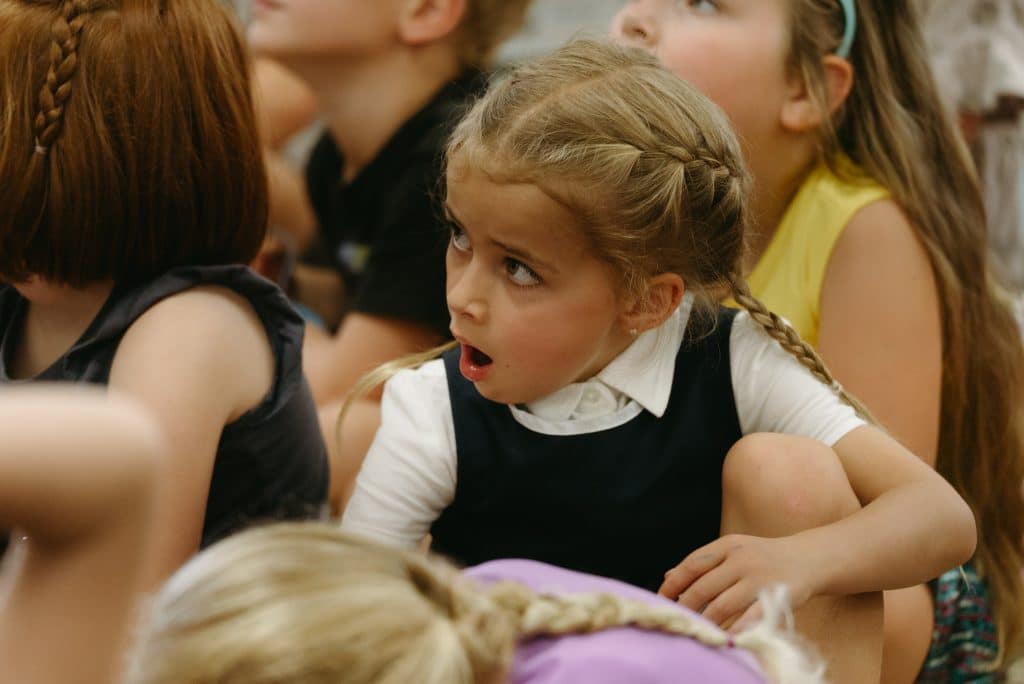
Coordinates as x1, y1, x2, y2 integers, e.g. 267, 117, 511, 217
730, 312, 865, 446
340, 359, 457, 549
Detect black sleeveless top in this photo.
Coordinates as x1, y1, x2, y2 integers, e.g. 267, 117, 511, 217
431, 309, 743, 591
0, 265, 329, 551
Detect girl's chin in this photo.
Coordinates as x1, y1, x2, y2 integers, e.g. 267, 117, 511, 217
472, 382, 549, 407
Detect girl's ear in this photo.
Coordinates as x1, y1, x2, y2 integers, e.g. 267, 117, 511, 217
397, 0, 467, 46
620, 273, 685, 335
780, 56, 854, 132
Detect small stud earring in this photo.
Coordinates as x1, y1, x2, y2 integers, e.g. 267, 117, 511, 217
629, 328, 639, 338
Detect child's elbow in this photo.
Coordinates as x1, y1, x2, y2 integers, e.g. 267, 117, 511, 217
943, 493, 978, 567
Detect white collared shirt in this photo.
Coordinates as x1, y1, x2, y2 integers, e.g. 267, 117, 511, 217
342, 295, 865, 549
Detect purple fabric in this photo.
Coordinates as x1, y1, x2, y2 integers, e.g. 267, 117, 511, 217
465, 559, 768, 684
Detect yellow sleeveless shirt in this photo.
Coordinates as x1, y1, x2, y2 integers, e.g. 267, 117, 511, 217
736, 160, 889, 346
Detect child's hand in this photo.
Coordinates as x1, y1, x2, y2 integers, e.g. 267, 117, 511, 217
659, 534, 819, 631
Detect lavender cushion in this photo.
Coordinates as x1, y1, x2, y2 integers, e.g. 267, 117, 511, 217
465, 559, 768, 684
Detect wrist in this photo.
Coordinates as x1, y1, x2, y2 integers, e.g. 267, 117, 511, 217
786, 529, 841, 599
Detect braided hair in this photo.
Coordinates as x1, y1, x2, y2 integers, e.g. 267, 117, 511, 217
0, 0, 266, 287
344, 40, 871, 424
448, 39, 873, 419
33, 0, 96, 154
129, 523, 825, 684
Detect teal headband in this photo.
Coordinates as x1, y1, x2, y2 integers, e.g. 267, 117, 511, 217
836, 0, 857, 59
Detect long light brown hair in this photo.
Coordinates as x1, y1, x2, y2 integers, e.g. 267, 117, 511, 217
129, 523, 825, 684
0, 0, 267, 287
788, 0, 1024, 665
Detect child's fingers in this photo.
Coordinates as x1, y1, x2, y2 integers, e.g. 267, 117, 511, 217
695, 580, 752, 627
658, 544, 727, 599
727, 597, 765, 635
675, 562, 740, 615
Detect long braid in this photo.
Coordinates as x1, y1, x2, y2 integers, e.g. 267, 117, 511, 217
33, 0, 94, 154
488, 581, 732, 642
480, 582, 826, 684
728, 273, 877, 423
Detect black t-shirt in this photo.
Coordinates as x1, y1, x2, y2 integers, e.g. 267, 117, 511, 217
304, 70, 484, 337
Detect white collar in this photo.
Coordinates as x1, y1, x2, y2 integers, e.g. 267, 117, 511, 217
523, 293, 694, 421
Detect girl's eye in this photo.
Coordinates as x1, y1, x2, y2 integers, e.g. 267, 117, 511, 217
449, 224, 471, 252
684, 0, 718, 12
505, 258, 541, 287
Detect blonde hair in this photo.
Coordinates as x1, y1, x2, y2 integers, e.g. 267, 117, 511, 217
338, 39, 874, 444
787, 0, 1024, 666
456, 0, 533, 69
128, 523, 824, 684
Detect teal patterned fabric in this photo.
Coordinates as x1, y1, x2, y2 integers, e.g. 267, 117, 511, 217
918, 562, 1002, 683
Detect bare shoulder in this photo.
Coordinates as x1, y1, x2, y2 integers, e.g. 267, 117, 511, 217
112, 285, 275, 419
823, 196, 937, 303
820, 199, 942, 462
129, 285, 266, 337
835, 199, 931, 269
826, 197, 937, 302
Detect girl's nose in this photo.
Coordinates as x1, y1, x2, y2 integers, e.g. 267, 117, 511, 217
611, 2, 658, 49
447, 263, 488, 323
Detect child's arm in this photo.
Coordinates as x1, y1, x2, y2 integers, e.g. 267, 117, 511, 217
304, 312, 444, 405
817, 199, 942, 464
660, 315, 975, 626
799, 424, 974, 593
264, 150, 317, 251
665, 425, 973, 625
340, 361, 456, 547
106, 286, 276, 584
307, 314, 444, 513
0, 387, 163, 684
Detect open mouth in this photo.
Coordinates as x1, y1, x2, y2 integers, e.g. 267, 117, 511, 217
466, 344, 493, 367
458, 342, 494, 383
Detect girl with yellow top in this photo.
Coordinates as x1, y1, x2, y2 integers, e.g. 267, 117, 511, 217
612, 1, 1024, 682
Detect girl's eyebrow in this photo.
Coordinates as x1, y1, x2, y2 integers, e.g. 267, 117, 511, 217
441, 203, 465, 228
442, 202, 560, 275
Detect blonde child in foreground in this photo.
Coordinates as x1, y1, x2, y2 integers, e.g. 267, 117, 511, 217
340, 40, 976, 683
129, 523, 824, 684
611, 1, 1024, 679
0, 388, 164, 684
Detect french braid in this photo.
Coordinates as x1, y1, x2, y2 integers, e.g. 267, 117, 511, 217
653, 111, 875, 423
646, 130, 874, 424
33, 0, 95, 154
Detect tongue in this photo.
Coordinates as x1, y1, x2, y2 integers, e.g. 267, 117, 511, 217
470, 346, 493, 366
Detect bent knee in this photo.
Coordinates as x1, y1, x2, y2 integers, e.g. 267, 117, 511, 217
722, 434, 860, 533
